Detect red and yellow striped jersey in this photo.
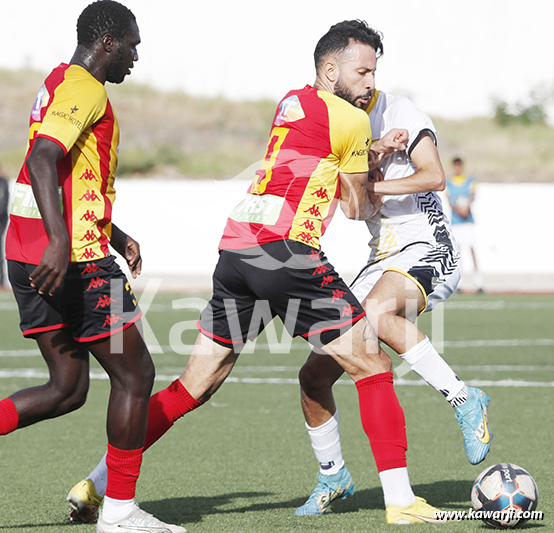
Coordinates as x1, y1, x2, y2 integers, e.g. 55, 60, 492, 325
6, 63, 119, 264
220, 85, 371, 251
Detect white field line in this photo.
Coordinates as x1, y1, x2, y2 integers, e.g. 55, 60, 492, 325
443, 339, 554, 348
1, 337, 553, 358
1, 370, 553, 388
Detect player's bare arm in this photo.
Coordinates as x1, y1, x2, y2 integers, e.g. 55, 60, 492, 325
339, 171, 376, 220
367, 167, 384, 214
111, 224, 142, 278
450, 202, 471, 220
370, 133, 445, 196
26, 137, 68, 296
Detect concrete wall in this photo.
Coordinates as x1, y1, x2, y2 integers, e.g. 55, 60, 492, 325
109, 179, 554, 293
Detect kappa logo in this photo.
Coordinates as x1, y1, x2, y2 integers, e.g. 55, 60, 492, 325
80, 210, 98, 222
301, 220, 316, 231
80, 230, 98, 242
320, 274, 334, 288
102, 313, 123, 327
86, 277, 108, 291
311, 187, 330, 201
312, 263, 331, 276
79, 190, 101, 202
304, 204, 322, 217
80, 263, 104, 275
95, 295, 115, 309
297, 232, 314, 244
332, 289, 347, 302
341, 304, 358, 317
307, 250, 320, 262
80, 169, 98, 181
80, 248, 100, 260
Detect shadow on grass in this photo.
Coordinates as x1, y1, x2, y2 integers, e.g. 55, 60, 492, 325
137, 479, 484, 525
0, 524, 75, 530
0, 480, 545, 530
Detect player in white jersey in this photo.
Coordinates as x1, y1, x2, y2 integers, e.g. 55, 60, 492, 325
355, 90, 460, 310
294, 27, 492, 517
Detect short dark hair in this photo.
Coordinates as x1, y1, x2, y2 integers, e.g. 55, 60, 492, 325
452, 157, 463, 165
77, 0, 136, 48
314, 20, 384, 70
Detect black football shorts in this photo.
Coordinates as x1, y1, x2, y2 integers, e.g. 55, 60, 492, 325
8, 255, 141, 342
198, 240, 366, 349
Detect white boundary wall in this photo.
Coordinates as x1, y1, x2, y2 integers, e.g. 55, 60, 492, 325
108, 179, 554, 292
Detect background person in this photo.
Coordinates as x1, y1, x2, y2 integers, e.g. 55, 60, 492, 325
0, 163, 9, 287
446, 156, 484, 293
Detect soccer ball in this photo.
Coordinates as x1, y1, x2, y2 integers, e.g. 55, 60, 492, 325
471, 463, 538, 528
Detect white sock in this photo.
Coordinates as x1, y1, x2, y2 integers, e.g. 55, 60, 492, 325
101, 496, 135, 523
400, 337, 465, 401
88, 452, 108, 498
447, 384, 468, 407
379, 467, 415, 507
474, 271, 483, 290
306, 409, 344, 476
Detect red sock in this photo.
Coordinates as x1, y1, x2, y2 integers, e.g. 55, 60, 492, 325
105, 444, 143, 500
355, 372, 407, 472
143, 379, 203, 451
0, 398, 19, 435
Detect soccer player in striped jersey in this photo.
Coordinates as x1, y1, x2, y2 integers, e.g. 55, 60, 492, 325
0, 2, 184, 532
295, 20, 492, 521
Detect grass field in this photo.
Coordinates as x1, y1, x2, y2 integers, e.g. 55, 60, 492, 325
0, 290, 552, 532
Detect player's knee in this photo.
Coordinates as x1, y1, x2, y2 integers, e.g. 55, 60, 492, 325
63, 387, 88, 413
47, 379, 89, 415
129, 350, 155, 397
299, 362, 334, 398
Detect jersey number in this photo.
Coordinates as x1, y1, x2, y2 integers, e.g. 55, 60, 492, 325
250, 127, 289, 195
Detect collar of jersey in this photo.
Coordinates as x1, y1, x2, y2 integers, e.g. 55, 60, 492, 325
365, 90, 380, 116
450, 174, 467, 183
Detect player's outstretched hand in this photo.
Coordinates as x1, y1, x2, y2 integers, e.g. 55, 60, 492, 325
29, 238, 69, 296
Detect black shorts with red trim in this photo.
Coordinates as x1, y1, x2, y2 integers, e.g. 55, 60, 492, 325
8, 256, 141, 342
198, 240, 365, 349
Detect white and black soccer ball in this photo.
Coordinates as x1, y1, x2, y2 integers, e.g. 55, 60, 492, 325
471, 463, 538, 528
